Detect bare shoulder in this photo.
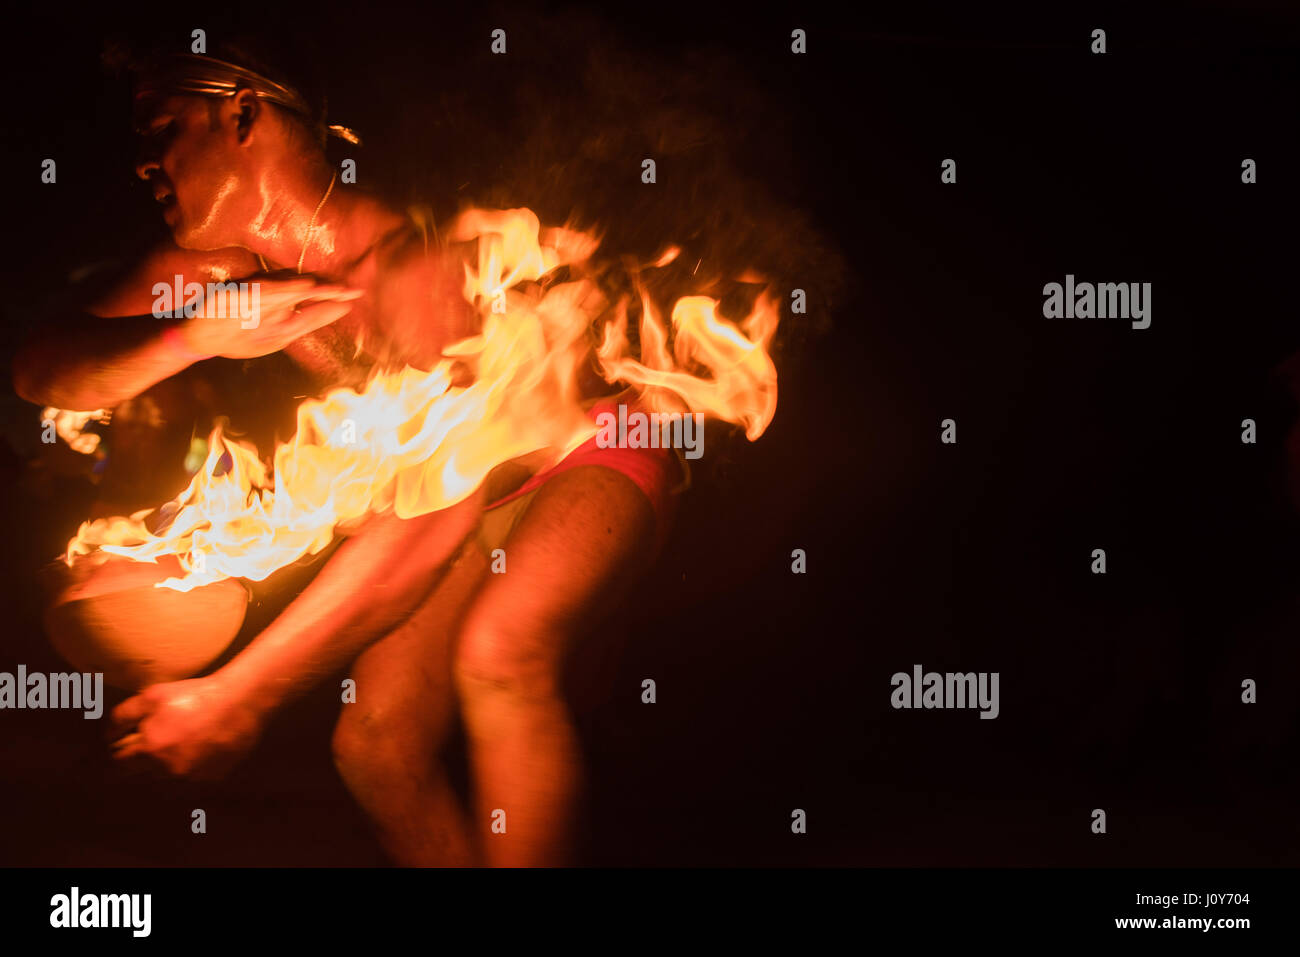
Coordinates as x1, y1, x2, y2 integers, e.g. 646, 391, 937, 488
357, 222, 480, 368
87, 241, 262, 318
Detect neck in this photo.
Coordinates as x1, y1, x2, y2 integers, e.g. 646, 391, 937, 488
243, 168, 384, 276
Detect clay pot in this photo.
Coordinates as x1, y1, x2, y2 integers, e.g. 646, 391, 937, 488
40, 553, 248, 691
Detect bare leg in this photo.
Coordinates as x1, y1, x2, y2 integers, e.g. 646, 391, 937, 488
331, 540, 490, 866
453, 466, 656, 866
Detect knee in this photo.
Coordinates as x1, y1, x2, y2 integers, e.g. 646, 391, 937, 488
331, 701, 448, 792
453, 610, 565, 703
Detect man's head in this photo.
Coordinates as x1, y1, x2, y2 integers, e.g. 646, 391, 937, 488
128, 43, 333, 250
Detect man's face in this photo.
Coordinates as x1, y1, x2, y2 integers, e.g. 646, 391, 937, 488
134, 93, 249, 250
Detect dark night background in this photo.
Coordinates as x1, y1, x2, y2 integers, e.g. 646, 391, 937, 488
0, 0, 1297, 866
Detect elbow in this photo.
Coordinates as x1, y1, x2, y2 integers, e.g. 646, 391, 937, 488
10, 351, 49, 408
12, 347, 104, 411
12, 361, 76, 410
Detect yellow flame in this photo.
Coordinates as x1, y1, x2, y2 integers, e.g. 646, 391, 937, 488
65, 208, 781, 590
42, 406, 111, 455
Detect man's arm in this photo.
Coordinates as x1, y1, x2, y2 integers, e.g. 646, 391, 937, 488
12, 242, 360, 410
220, 238, 487, 702
218, 487, 485, 712
13, 312, 206, 411
106, 235, 485, 775
14, 242, 241, 409
108, 484, 487, 776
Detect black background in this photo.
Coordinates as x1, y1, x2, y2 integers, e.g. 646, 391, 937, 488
0, 0, 1297, 867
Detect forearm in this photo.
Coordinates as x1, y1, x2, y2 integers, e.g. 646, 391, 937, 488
217, 487, 485, 713
12, 314, 206, 410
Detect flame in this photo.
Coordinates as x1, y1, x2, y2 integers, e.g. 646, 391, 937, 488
43, 406, 111, 454
65, 208, 781, 590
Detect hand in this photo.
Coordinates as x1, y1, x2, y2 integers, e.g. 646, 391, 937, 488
109, 672, 266, 779
180, 276, 363, 360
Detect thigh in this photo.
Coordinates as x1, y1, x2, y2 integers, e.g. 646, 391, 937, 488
339, 536, 491, 741
456, 464, 656, 675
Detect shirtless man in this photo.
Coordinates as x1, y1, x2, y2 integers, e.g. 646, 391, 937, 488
14, 44, 677, 866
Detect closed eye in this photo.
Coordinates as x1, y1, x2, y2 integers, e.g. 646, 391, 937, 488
135, 115, 175, 138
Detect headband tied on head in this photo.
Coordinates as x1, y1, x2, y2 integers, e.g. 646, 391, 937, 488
133, 53, 362, 145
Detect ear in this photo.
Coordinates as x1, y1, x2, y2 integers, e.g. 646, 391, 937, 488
229, 88, 263, 145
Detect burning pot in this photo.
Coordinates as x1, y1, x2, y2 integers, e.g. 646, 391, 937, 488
40, 552, 248, 691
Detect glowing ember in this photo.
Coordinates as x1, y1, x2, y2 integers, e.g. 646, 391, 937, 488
64, 207, 780, 591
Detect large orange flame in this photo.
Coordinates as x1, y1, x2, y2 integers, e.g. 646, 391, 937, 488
65, 208, 780, 590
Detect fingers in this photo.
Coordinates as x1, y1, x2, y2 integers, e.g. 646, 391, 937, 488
265, 290, 363, 318
232, 279, 360, 325
109, 693, 151, 737
282, 298, 357, 336
253, 288, 362, 333
110, 726, 185, 774
110, 731, 145, 759
111, 734, 184, 777
258, 280, 362, 311
193, 278, 357, 322
255, 276, 353, 299
110, 730, 172, 774
191, 282, 362, 358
